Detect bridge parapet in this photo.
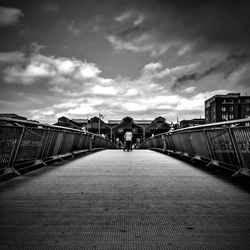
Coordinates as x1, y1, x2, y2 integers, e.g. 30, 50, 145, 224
0, 117, 116, 178
140, 118, 250, 176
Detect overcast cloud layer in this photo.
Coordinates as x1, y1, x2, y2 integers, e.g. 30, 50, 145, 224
0, 0, 249, 124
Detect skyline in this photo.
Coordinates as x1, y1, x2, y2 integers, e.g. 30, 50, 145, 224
1, 0, 250, 124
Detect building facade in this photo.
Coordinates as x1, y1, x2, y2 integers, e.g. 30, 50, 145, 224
0, 113, 27, 120
205, 93, 250, 124
179, 118, 205, 128
54, 116, 85, 130
55, 116, 170, 146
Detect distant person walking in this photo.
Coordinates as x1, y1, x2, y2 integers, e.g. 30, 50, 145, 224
124, 129, 133, 151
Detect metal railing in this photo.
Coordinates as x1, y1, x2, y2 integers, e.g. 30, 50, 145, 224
0, 117, 116, 177
140, 118, 250, 176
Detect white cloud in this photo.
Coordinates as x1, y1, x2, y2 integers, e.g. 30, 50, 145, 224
0, 7, 23, 26
177, 45, 192, 56
184, 86, 196, 93
142, 62, 162, 72
176, 90, 229, 111
67, 104, 96, 116
134, 14, 145, 26
79, 61, 101, 78
0, 49, 233, 124
41, 110, 54, 116
3, 61, 55, 84
106, 34, 171, 57
53, 102, 79, 109
55, 59, 75, 74
106, 34, 152, 53
92, 85, 118, 95
122, 102, 148, 112
68, 19, 81, 36
2, 53, 102, 85
141, 61, 199, 80
124, 88, 139, 97
115, 12, 132, 22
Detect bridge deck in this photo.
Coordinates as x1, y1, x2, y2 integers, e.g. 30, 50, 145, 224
0, 150, 250, 249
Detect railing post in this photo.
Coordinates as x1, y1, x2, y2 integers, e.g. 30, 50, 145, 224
202, 129, 214, 159
162, 134, 167, 152
40, 129, 51, 159
89, 134, 94, 151
227, 127, 249, 176
5, 125, 26, 175
187, 131, 196, 155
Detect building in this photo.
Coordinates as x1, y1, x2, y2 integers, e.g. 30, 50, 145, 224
0, 113, 27, 120
180, 118, 205, 128
106, 116, 170, 145
72, 118, 88, 127
55, 116, 170, 145
54, 116, 84, 130
205, 93, 250, 124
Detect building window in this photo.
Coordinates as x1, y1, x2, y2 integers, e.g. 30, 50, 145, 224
222, 114, 228, 120
221, 107, 226, 112
246, 99, 250, 103
246, 107, 250, 111
246, 114, 250, 118
213, 107, 216, 112
229, 106, 234, 111
229, 114, 234, 119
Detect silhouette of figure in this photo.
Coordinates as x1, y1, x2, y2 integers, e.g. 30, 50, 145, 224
124, 129, 133, 151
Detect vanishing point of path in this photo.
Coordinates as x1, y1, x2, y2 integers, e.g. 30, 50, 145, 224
1, 150, 250, 249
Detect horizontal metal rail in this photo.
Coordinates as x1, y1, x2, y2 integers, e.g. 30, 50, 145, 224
140, 118, 250, 176
0, 118, 116, 177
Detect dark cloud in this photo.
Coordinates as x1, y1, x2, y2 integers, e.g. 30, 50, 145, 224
235, 68, 250, 90
172, 52, 250, 90
172, 73, 198, 91
40, 3, 60, 13
118, 25, 145, 39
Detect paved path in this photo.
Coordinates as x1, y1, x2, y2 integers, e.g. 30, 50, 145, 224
0, 150, 250, 249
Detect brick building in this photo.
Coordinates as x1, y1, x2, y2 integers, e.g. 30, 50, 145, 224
179, 118, 205, 128
205, 93, 250, 124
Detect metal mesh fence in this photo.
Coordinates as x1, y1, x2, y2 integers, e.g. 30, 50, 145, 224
232, 126, 250, 169
189, 131, 211, 159
140, 119, 250, 174
206, 128, 238, 166
0, 119, 115, 176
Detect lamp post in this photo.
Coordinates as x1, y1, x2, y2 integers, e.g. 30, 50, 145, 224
98, 116, 100, 135
98, 113, 104, 135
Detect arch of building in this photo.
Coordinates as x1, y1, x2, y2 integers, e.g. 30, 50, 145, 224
55, 116, 170, 146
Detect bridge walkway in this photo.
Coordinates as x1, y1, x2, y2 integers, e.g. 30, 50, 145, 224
1, 150, 250, 249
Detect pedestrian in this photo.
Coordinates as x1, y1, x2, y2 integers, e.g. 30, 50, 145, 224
124, 129, 133, 151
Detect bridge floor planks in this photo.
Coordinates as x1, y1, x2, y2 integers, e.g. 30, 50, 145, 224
0, 149, 250, 249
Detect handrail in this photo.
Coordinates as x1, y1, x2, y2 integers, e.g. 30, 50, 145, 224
140, 118, 250, 176
0, 117, 116, 178
0, 117, 97, 135
167, 117, 249, 135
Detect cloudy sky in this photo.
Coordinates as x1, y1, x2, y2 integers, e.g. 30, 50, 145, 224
0, 0, 250, 124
